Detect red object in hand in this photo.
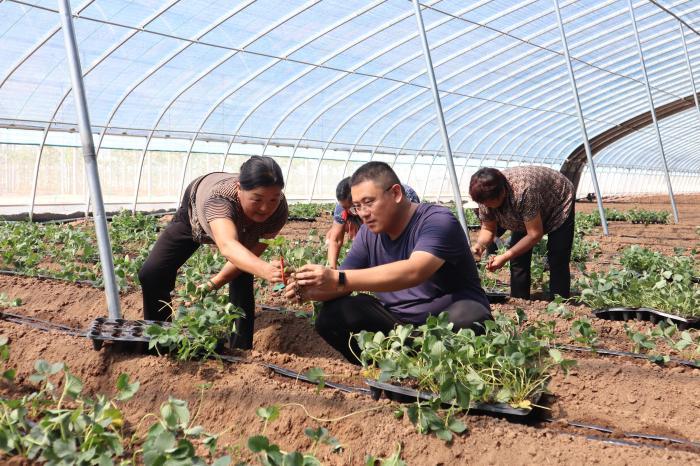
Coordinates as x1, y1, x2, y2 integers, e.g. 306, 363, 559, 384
280, 255, 287, 285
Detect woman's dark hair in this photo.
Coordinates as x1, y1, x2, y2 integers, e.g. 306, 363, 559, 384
469, 167, 507, 203
336, 177, 352, 202
239, 156, 284, 190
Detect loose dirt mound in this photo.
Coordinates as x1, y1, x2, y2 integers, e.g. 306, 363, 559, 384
1, 195, 699, 464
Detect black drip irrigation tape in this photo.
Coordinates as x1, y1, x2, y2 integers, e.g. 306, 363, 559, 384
0, 269, 99, 287
2, 312, 698, 452
0, 311, 86, 337
554, 344, 700, 369
544, 417, 700, 450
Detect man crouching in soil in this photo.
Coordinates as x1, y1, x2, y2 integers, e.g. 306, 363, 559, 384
284, 161, 491, 364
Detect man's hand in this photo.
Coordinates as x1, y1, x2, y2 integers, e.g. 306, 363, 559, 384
486, 254, 508, 272
283, 275, 306, 303
293, 264, 338, 291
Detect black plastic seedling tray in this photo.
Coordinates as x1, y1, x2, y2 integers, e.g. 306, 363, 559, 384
287, 216, 317, 222
87, 317, 171, 350
592, 307, 700, 330
366, 379, 539, 417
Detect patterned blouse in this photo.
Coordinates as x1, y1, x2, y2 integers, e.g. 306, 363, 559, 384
478, 166, 574, 233
187, 172, 288, 247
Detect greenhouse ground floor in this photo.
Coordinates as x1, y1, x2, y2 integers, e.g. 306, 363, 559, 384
0, 194, 698, 464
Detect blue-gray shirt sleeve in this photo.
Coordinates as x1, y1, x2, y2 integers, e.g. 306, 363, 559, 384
412, 209, 466, 264
339, 227, 369, 270
402, 184, 420, 203
332, 203, 345, 224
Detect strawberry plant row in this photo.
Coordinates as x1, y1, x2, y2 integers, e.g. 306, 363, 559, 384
578, 246, 699, 319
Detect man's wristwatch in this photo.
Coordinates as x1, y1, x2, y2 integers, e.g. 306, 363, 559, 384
337, 271, 346, 290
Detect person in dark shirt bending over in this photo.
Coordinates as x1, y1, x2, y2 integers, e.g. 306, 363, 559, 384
285, 162, 491, 363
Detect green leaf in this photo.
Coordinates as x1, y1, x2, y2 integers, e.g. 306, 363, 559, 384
152, 430, 176, 453
548, 348, 563, 363
305, 367, 325, 391
509, 352, 526, 366
439, 379, 456, 403
64, 372, 83, 399
211, 456, 231, 466
283, 451, 304, 466
49, 362, 64, 375
495, 388, 512, 403
248, 435, 271, 453
435, 429, 452, 442
116, 373, 140, 401
447, 418, 467, 434
256, 405, 280, 423
184, 425, 205, 436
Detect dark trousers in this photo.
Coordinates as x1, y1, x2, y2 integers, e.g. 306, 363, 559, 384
315, 294, 492, 364
508, 205, 575, 300
137, 193, 256, 349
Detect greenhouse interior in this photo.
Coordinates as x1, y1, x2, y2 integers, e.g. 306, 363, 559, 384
0, 0, 699, 464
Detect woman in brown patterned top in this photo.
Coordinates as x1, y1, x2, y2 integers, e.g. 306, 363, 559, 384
138, 156, 288, 349
469, 166, 575, 300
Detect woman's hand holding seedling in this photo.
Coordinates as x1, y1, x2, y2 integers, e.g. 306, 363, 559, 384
260, 259, 285, 283
486, 254, 508, 272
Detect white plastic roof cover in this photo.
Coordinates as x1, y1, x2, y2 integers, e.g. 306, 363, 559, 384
1, 0, 699, 188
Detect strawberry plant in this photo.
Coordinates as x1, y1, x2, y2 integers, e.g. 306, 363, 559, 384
442, 204, 480, 225
545, 295, 574, 320
578, 247, 700, 317
0, 354, 139, 464
0, 293, 21, 308
354, 312, 574, 441
569, 318, 598, 348
0, 336, 15, 382
621, 320, 699, 363
249, 406, 344, 465
365, 443, 406, 466
138, 397, 230, 466
288, 203, 333, 219
146, 290, 243, 361
625, 208, 669, 224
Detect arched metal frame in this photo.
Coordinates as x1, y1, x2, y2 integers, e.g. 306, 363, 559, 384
0, 0, 699, 214
29, 0, 182, 218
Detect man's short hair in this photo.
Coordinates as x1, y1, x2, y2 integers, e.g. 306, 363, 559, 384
350, 162, 403, 193
335, 177, 352, 202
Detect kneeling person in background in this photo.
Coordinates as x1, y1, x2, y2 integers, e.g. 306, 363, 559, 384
285, 162, 491, 364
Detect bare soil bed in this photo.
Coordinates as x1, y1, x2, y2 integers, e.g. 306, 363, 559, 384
1, 194, 699, 464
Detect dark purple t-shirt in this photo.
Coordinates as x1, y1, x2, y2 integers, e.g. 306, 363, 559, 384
340, 203, 489, 323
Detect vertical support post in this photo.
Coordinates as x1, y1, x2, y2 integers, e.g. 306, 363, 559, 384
680, 23, 700, 125
627, 0, 679, 223
554, 0, 609, 235
412, 0, 469, 242
58, 0, 121, 319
